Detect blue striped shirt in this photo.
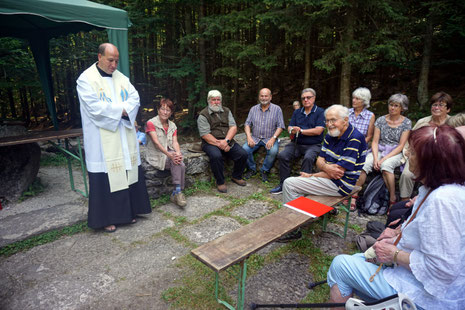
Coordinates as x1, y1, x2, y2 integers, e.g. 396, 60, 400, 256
245, 103, 285, 144
319, 123, 367, 196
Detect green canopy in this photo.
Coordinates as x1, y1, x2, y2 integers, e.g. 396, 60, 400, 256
0, 0, 131, 129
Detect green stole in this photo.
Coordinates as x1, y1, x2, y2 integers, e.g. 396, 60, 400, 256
84, 64, 138, 192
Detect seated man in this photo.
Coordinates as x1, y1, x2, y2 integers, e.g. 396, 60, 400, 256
270, 88, 326, 194
282, 104, 367, 203
243, 88, 285, 182
197, 90, 248, 193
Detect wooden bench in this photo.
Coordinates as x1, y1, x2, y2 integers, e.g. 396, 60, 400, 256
191, 187, 361, 310
0, 129, 88, 197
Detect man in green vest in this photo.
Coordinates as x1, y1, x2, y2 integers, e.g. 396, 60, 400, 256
197, 90, 248, 193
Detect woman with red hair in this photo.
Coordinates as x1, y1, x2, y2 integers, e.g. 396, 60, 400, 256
145, 98, 187, 207
327, 125, 465, 309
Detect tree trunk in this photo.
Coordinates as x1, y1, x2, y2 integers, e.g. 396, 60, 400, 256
304, 27, 312, 88
0, 90, 7, 118
339, 4, 355, 107
417, 17, 433, 109
7, 88, 17, 118
198, 0, 207, 112
20, 87, 30, 126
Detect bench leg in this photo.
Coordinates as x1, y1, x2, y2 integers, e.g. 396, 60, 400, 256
48, 138, 88, 198
322, 198, 352, 239
215, 260, 248, 310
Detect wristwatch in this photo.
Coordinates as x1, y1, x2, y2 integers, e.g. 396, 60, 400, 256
226, 139, 230, 144
273, 135, 277, 139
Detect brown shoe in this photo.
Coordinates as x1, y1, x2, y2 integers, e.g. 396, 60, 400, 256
231, 178, 246, 186
217, 184, 227, 193
170, 192, 187, 207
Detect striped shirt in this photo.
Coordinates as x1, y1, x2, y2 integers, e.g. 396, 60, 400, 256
319, 123, 367, 196
245, 103, 285, 144
348, 108, 374, 137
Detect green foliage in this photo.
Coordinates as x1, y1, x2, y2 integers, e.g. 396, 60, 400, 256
40, 152, 69, 166
0, 221, 88, 257
2, 0, 465, 129
18, 178, 46, 202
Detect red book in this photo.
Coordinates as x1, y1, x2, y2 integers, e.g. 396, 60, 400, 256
284, 196, 334, 218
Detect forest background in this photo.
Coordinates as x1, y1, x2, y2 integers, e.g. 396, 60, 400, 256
1, 0, 465, 135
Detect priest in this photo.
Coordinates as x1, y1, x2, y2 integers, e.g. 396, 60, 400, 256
76, 43, 151, 233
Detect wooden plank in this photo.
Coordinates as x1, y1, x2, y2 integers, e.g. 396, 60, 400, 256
191, 207, 314, 272
191, 189, 361, 272
0, 129, 83, 147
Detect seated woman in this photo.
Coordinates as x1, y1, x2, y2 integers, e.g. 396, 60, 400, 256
145, 98, 186, 207
447, 111, 465, 136
349, 87, 375, 144
399, 92, 452, 201
327, 125, 465, 309
353, 94, 411, 209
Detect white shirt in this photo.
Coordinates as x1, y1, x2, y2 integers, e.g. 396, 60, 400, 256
77, 70, 141, 173
384, 184, 465, 309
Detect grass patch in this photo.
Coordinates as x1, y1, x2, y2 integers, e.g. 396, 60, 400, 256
0, 221, 89, 257
18, 178, 46, 201
40, 152, 81, 168
162, 255, 234, 310
151, 194, 170, 208
184, 179, 216, 196
348, 223, 363, 234
164, 227, 195, 248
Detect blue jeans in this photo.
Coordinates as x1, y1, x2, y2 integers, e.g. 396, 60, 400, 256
242, 140, 279, 172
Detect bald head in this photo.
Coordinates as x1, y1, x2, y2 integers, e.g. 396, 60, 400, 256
97, 43, 119, 74
258, 88, 272, 106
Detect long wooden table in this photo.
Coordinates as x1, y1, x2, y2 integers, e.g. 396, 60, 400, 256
0, 128, 88, 197
191, 189, 360, 310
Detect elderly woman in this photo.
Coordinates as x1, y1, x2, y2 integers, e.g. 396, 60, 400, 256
145, 98, 186, 207
328, 125, 465, 309
349, 87, 375, 143
399, 92, 452, 201
447, 111, 465, 131
353, 94, 411, 209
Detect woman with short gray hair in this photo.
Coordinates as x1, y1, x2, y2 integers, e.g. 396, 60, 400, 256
352, 93, 412, 211
349, 87, 375, 144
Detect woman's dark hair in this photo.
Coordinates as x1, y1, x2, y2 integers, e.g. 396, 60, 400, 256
430, 91, 453, 110
156, 98, 175, 113
409, 124, 465, 189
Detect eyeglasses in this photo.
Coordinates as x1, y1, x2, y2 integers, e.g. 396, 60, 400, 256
431, 103, 447, 109
389, 103, 402, 108
325, 119, 339, 125
301, 96, 315, 101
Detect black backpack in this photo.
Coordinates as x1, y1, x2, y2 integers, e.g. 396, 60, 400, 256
357, 174, 389, 215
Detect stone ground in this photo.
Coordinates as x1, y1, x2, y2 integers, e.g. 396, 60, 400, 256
0, 164, 385, 310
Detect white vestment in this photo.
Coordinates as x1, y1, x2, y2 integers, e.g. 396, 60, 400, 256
77, 64, 141, 175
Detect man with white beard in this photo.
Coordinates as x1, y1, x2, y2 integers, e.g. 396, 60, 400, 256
242, 88, 285, 182
197, 90, 248, 193
282, 104, 367, 203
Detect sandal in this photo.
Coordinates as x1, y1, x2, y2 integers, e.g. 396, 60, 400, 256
104, 225, 117, 233
349, 195, 358, 212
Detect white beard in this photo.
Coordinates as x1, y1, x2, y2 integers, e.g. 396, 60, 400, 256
328, 129, 341, 137
260, 100, 270, 106
209, 104, 221, 112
